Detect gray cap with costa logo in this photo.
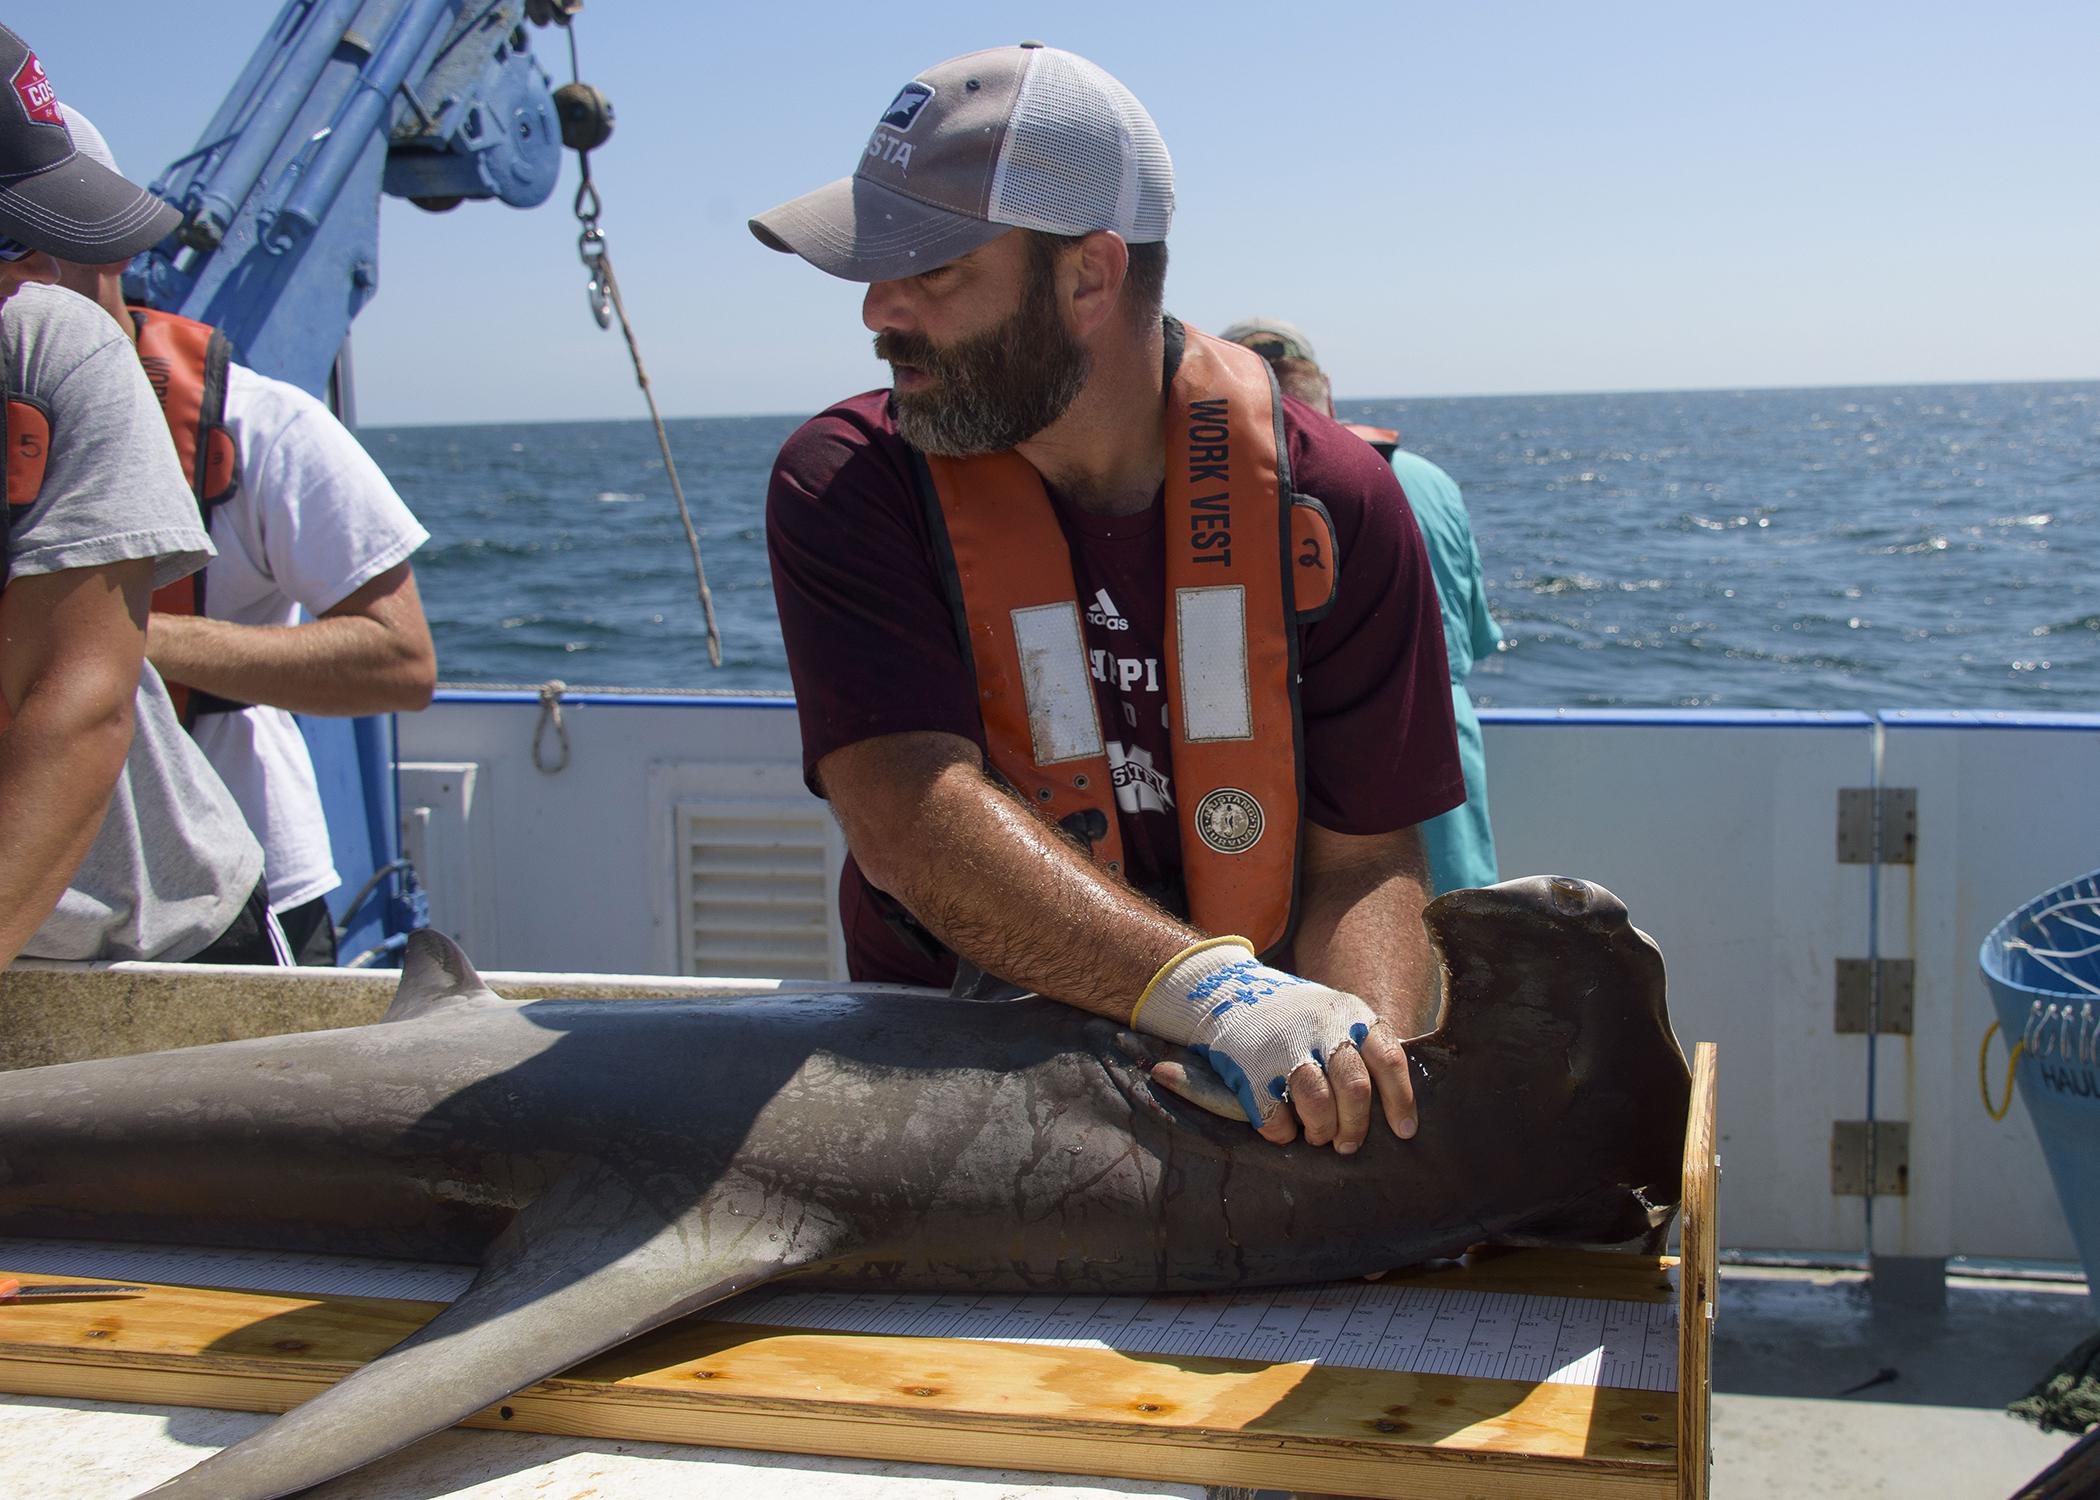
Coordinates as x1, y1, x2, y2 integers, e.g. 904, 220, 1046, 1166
751, 42, 1174, 283
0, 23, 179, 261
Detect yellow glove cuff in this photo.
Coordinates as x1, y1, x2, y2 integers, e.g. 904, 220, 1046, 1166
1131, 934, 1257, 1029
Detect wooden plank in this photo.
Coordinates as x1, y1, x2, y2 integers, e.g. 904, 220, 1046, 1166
0, 1252, 1684, 1500
0, 962, 813, 1071
1677, 1041, 1719, 1500
1395, 1247, 1678, 1303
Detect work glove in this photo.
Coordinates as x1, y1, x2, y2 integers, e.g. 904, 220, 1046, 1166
1132, 936, 1380, 1129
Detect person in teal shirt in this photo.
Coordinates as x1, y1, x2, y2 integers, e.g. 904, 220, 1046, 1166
1220, 318, 1501, 893
1382, 447, 1502, 893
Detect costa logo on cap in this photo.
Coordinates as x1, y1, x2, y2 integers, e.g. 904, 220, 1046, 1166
11, 53, 62, 129
880, 82, 933, 133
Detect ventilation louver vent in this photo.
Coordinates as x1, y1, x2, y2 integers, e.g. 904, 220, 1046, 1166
674, 801, 834, 980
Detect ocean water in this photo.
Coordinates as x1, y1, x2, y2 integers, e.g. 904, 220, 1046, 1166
368, 380, 2099, 711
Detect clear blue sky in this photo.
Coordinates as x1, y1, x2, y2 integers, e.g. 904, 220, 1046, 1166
27, 1, 2099, 425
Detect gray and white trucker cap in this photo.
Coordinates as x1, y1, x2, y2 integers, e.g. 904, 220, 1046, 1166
751, 42, 1173, 282
57, 104, 119, 177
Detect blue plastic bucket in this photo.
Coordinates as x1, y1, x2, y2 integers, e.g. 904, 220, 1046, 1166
1980, 868, 2100, 1288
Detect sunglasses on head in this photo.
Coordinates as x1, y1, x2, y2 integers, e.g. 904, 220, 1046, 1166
0, 235, 35, 261
1238, 333, 1310, 364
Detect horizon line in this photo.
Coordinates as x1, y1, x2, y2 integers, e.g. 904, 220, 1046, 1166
357, 372, 2099, 432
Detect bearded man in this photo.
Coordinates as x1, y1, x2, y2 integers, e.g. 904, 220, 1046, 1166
755, 43, 1464, 1155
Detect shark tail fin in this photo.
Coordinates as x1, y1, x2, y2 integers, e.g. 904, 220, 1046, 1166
383, 929, 502, 1022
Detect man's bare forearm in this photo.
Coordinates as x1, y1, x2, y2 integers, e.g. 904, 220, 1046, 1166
1291, 822, 1441, 1037
146, 565, 435, 716
821, 732, 1196, 1017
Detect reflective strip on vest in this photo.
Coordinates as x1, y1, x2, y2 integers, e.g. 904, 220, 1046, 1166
1174, 584, 1252, 742
1011, 601, 1105, 764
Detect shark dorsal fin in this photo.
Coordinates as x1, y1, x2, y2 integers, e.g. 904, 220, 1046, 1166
385, 929, 502, 1023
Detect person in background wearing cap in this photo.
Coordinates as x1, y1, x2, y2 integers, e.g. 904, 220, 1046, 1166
48, 104, 437, 967
754, 44, 1464, 1156
1221, 319, 1502, 896
0, 24, 275, 969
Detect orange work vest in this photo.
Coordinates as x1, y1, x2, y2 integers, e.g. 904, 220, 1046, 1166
0, 310, 242, 731
1342, 422, 1399, 461
132, 307, 244, 725
0, 309, 233, 552
0, 378, 50, 574
918, 328, 1340, 957
0, 345, 53, 729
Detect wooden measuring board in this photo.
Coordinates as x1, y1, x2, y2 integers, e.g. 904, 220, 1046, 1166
0, 1240, 1678, 1393
0, 1043, 1718, 1499
717, 1280, 1680, 1391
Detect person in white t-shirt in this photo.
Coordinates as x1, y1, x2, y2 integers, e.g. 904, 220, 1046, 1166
53, 108, 437, 965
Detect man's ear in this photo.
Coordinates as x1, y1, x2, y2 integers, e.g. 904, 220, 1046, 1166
1066, 231, 1130, 338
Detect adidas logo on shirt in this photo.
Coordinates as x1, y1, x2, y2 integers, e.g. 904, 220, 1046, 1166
1086, 587, 1131, 631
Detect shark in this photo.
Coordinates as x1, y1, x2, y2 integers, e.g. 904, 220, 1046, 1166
0, 875, 1690, 1499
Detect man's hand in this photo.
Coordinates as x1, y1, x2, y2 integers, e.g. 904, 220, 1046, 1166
1135, 938, 1417, 1153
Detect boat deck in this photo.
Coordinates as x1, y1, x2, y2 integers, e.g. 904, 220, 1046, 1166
1710, 1266, 2084, 1499
4, 1265, 2084, 1499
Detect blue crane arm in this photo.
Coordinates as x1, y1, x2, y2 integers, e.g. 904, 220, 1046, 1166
122, 1, 577, 965
124, 0, 565, 398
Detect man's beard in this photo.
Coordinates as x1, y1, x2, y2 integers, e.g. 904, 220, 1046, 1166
876, 264, 1092, 457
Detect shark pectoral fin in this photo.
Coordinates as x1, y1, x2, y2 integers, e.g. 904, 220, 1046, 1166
381, 928, 505, 1022
139, 1162, 843, 1500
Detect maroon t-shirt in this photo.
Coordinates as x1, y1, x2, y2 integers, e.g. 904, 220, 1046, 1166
766, 344, 1463, 985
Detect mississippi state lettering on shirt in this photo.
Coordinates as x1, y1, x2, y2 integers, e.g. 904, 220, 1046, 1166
1109, 739, 1173, 814
1080, 584, 1174, 819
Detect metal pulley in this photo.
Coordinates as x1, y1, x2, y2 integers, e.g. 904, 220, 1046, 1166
553, 81, 614, 154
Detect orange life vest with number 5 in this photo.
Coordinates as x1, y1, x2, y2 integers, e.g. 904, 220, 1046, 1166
0, 309, 242, 732
916, 328, 1340, 958
0, 354, 53, 732
0, 375, 50, 579
0, 310, 235, 568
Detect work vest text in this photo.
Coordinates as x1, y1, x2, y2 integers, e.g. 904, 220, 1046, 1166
1187, 397, 1231, 567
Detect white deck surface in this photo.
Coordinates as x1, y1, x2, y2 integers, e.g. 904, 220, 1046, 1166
0, 1400, 1199, 1500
